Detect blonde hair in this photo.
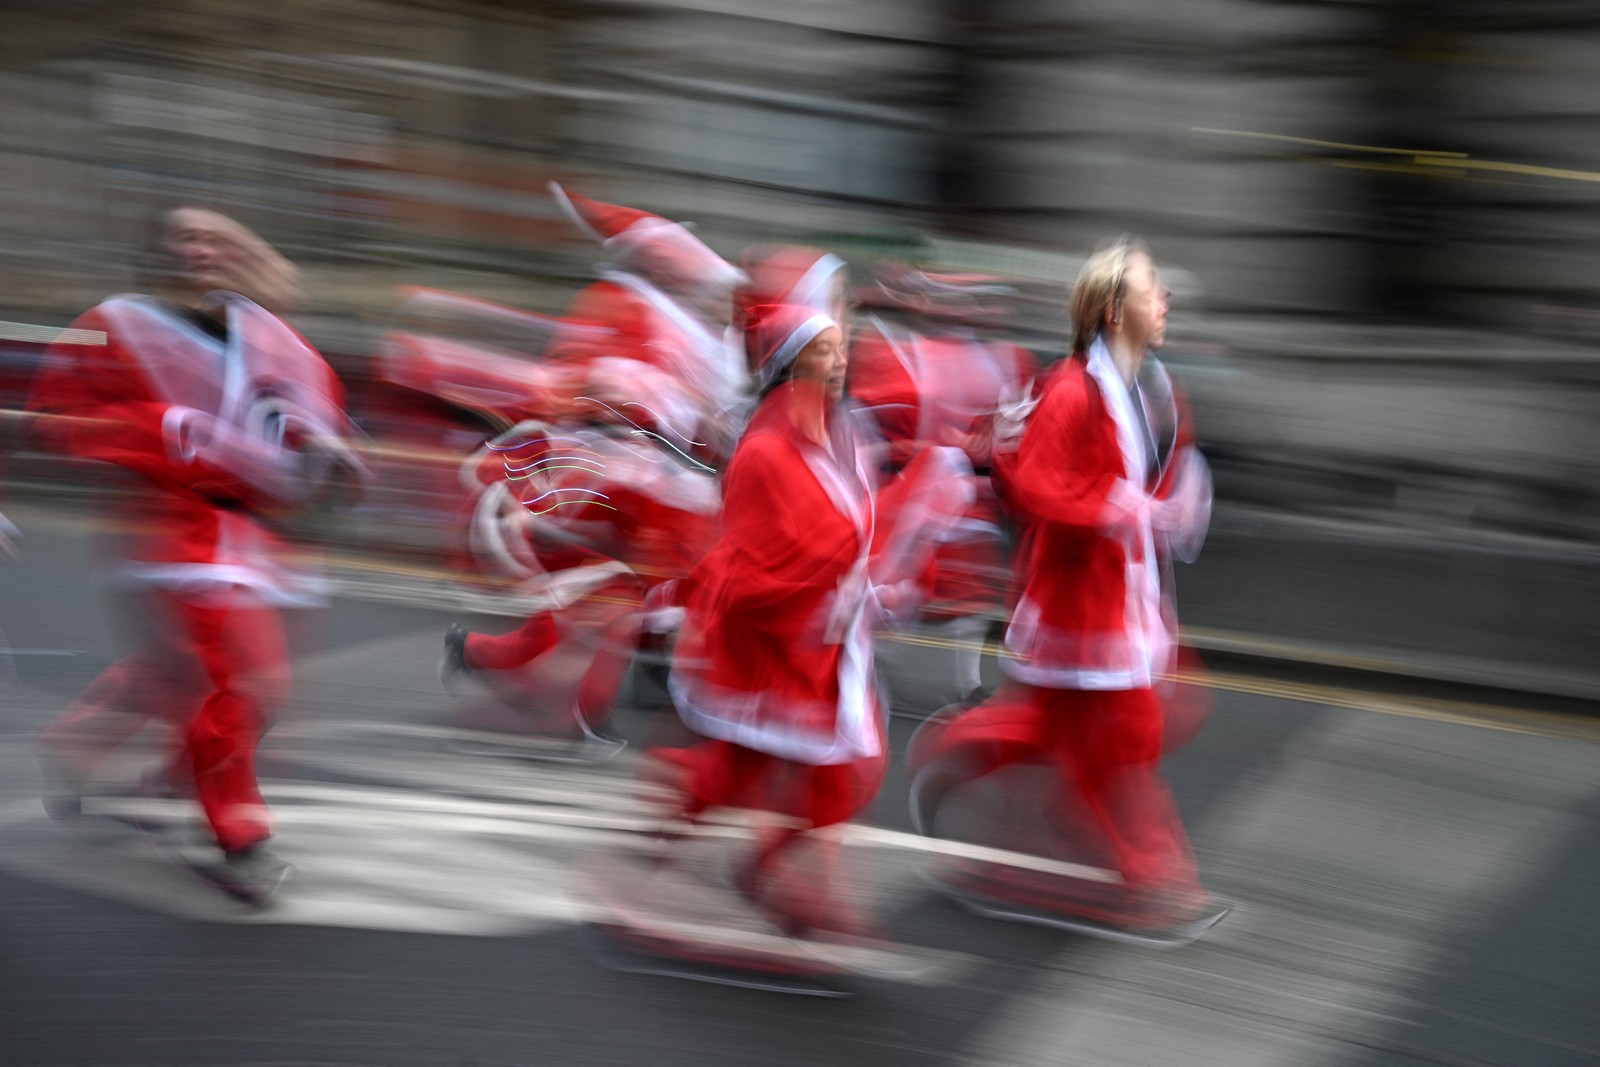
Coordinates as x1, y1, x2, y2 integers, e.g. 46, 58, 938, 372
1069, 234, 1148, 355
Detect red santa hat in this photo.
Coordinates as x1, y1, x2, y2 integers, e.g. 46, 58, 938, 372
744, 302, 838, 391
736, 245, 847, 324
549, 181, 743, 297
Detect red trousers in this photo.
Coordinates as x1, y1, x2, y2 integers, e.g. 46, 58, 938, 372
651, 728, 889, 935
461, 581, 646, 728
41, 586, 289, 853
464, 611, 560, 671
674, 738, 888, 831
924, 682, 1201, 907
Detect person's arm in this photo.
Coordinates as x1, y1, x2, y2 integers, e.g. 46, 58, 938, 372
1149, 381, 1211, 562
1010, 368, 1144, 535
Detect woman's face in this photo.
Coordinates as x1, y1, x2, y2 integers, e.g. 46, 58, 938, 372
791, 325, 847, 400
1117, 251, 1168, 352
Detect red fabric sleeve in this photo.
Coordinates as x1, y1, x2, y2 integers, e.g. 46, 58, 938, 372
1009, 363, 1125, 531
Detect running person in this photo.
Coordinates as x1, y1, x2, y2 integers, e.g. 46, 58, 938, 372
647, 300, 887, 940
915, 236, 1223, 939
30, 207, 358, 903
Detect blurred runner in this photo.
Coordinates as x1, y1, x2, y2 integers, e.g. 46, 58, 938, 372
583, 300, 912, 992
436, 185, 744, 746
850, 267, 1039, 705
909, 236, 1226, 944
28, 207, 363, 905
439, 419, 719, 758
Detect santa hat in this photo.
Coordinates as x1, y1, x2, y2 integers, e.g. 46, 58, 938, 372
737, 245, 847, 323
549, 181, 743, 296
745, 302, 837, 391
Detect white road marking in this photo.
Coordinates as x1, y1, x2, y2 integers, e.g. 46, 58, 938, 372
0, 727, 1054, 968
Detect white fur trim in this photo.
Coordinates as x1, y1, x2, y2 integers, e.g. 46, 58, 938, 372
547, 181, 605, 242
788, 253, 845, 314
759, 312, 835, 392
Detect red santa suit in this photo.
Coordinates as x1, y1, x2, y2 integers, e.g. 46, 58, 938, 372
917, 335, 1214, 928
30, 292, 353, 854
654, 304, 887, 937
1003, 337, 1209, 688
671, 322, 879, 768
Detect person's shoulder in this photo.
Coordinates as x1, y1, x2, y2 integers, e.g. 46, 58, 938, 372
43, 299, 138, 358
723, 428, 805, 499
1026, 357, 1110, 442
732, 422, 792, 462
73, 294, 151, 328
1040, 356, 1094, 405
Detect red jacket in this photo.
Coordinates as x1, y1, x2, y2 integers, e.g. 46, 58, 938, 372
670, 380, 881, 765
28, 294, 350, 605
848, 322, 1036, 471
1002, 339, 1211, 690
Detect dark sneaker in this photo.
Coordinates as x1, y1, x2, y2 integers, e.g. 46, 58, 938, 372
41, 788, 82, 821
35, 748, 83, 821
957, 685, 994, 709
203, 845, 295, 906
440, 623, 471, 687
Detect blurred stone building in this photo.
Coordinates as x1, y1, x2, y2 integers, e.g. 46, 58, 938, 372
1, 0, 1598, 536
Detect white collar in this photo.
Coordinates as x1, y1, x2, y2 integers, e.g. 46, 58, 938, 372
1084, 336, 1146, 482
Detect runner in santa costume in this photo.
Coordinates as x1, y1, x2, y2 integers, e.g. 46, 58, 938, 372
647, 301, 890, 940
29, 207, 361, 903
850, 268, 1039, 706
437, 185, 744, 701
909, 237, 1224, 939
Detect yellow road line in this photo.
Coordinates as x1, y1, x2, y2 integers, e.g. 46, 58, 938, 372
1191, 127, 1468, 158
1415, 153, 1600, 184
1193, 670, 1600, 744
1195, 127, 1600, 187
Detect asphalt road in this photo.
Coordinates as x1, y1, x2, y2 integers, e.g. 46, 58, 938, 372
1, 505, 1597, 1067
